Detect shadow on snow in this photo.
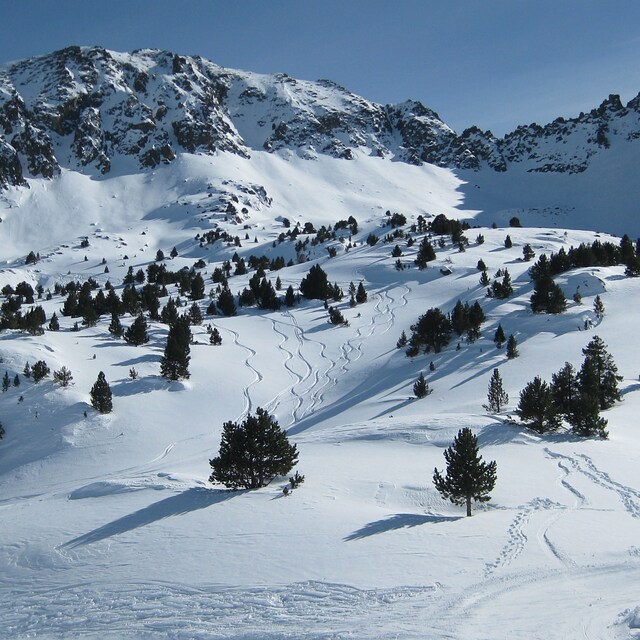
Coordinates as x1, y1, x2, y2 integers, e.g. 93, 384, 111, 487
62, 487, 239, 548
344, 512, 461, 541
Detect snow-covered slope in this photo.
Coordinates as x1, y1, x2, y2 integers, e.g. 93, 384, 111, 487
0, 48, 640, 640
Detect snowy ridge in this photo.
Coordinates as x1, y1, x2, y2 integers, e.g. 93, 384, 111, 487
0, 46, 638, 187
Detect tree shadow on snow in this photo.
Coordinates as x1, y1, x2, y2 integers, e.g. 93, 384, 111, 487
344, 513, 461, 541
61, 487, 239, 549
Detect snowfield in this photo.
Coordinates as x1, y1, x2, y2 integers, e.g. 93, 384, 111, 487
1, 150, 640, 639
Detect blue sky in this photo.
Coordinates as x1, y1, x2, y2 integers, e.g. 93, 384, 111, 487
2, 0, 639, 136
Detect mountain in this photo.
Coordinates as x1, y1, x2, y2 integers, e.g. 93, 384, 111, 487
1, 46, 639, 188
1, 48, 640, 640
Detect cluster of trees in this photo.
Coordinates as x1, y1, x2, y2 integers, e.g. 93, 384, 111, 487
516, 336, 620, 438
404, 299, 486, 357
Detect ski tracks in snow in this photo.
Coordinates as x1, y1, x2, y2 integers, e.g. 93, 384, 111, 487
258, 285, 409, 428
227, 327, 263, 421
545, 448, 640, 520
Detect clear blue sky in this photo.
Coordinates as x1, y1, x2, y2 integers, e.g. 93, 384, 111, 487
2, 0, 639, 136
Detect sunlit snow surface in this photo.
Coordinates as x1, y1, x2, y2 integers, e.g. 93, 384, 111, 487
1, 151, 639, 638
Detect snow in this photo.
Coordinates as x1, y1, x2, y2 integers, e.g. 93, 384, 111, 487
1, 149, 640, 639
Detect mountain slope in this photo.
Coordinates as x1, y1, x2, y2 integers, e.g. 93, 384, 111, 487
0, 47, 640, 640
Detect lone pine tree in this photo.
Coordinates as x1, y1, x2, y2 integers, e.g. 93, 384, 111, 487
433, 427, 497, 516
90, 371, 113, 413
413, 372, 431, 399
209, 408, 299, 489
484, 368, 508, 413
160, 315, 192, 380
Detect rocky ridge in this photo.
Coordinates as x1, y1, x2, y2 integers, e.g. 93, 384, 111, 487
0, 46, 638, 188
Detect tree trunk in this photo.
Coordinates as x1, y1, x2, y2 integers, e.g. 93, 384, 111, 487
466, 496, 472, 517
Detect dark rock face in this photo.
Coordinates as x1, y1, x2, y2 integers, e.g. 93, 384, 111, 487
0, 46, 638, 188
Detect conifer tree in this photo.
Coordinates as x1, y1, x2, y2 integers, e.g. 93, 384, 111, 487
300, 264, 330, 300
413, 372, 431, 399
284, 285, 296, 308
2, 371, 9, 392
124, 313, 149, 346
48, 313, 60, 331
551, 362, 579, 416
188, 302, 203, 325
397, 330, 408, 348
409, 307, 452, 354
484, 368, 508, 413
504, 234, 513, 249
209, 408, 299, 489
593, 295, 605, 321
433, 427, 497, 516
160, 316, 192, 380
108, 312, 124, 337
493, 324, 506, 347
415, 237, 436, 269
516, 376, 561, 433
90, 371, 113, 413
210, 327, 222, 346
506, 334, 519, 359
522, 244, 535, 261
13, 374, 19, 387
355, 282, 368, 304
32, 360, 50, 383
568, 393, 608, 438
53, 366, 73, 387
578, 335, 622, 410
217, 287, 237, 317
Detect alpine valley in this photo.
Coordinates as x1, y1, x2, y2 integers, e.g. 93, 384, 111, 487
1, 47, 640, 639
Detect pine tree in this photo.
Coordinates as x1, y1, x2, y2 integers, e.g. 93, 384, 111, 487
493, 324, 506, 347
217, 287, 237, 317
480, 270, 490, 287
32, 360, 50, 383
433, 427, 497, 516
578, 335, 622, 410
506, 334, 519, 359
13, 374, 19, 387
568, 393, 608, 438
484, 368, 508, 413
160, 316, 192, 380
2, 371, 9, 392
396, 330, 408, 348
188, 302, 203, 325
355, 281, 367, 304
522, 244, 535, 261
551, 362, 578, 415
415, 237, 436, 269
124, 313, 149, 346
516, 376, 561, 433
300, 264, 330, 300
504, 234, 513, 249
413, 372, 431, 398
108, 312, 124, 337
209, 407, 299, 489
90, 371, 113, 413
284, 285, 296, 308
409, 307, 452, 354
48, 313, 60, 331
23, 362, 31, 379
53, 366, 73, 387
593, 295, 605, 321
